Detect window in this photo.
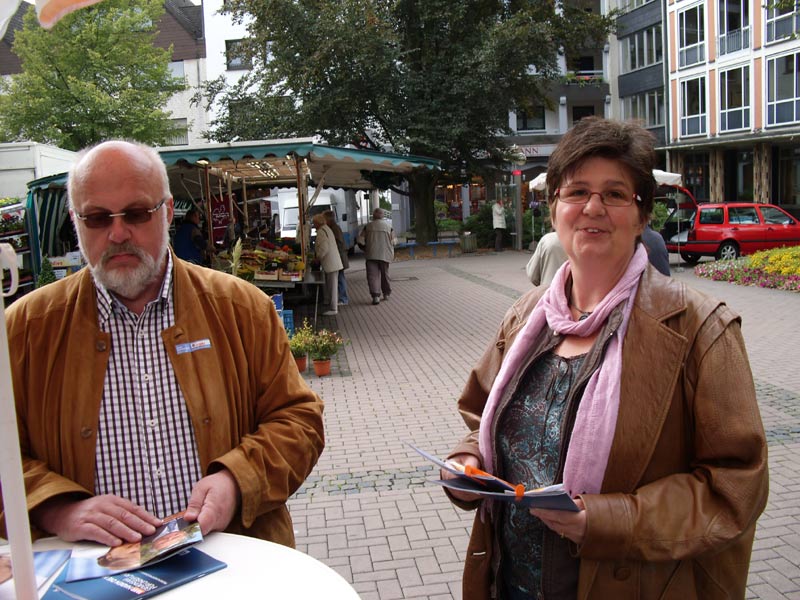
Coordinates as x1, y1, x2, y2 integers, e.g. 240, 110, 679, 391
766, 2, 800, 43
699, 207, 724, 224
622, 0, 655, 12
168, 60, 185, 79
767, 52, 800, 126
165, 119, 188, 146
516, 105, 545, 131
718, 0, 749, 55
719, 66, 750, 131
728, 206, 758, 224
621, 24, 663, 72
761, 206, 793, 224
623, 89, 664, 127
572, 106, 595, 122
681, 76, 706, 136
678, 5, 705, 67
226, 39, 251, 71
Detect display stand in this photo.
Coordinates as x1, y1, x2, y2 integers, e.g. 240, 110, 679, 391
0, 243, 38, 599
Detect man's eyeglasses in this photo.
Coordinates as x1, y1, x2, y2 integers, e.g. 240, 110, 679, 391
74, 197, 168, 229
556, 186, 641, 207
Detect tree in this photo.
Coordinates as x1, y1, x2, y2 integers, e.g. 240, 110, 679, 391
0, 0, 186, 151
199, 0, 613, 243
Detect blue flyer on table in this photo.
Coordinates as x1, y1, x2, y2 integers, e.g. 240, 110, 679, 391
44, 547, 226, 600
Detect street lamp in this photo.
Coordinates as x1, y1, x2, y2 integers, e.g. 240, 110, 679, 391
509, 146, 527, 251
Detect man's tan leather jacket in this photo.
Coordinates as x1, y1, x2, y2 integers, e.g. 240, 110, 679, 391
2, 255, 324, 547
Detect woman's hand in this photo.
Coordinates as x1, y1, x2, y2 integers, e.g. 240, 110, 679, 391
441, 453, 483, 503
531, 497, 587, 544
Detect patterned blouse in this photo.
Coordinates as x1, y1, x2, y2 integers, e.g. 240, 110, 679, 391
496, 350, 586, 599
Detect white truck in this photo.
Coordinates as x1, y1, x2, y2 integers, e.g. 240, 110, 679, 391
275, 187, 363, 252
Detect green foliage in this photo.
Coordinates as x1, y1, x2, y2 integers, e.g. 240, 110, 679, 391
651, 201, 669, 232
199, 0, 615, 243
464, 203, 495, 248
37, 256, 57, 288
0, 0, 186, 151
437, 218, 463, 234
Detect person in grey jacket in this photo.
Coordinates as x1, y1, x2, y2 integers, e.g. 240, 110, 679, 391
312, 213, 343, 315
361, 208, 394, 305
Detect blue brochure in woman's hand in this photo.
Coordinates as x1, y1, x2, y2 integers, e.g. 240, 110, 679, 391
408, 443, 579, 512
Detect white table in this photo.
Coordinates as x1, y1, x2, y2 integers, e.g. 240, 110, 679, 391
30, 533, 360, 599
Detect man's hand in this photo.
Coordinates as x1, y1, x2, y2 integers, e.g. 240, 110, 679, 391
183, 470, 241, 535
31, 495, 162, 546
531, 496, 587, 545
441, 453, 483, 503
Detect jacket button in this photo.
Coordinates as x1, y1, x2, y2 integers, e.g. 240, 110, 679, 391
202, 418, 211, 425
96, 341, 107, 352
80, 427, 93, 439
614, 566, 631, 580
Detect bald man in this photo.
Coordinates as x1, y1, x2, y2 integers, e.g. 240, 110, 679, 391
3, 140, 324, 550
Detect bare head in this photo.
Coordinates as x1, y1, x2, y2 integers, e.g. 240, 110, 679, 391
66, 140, 173, 307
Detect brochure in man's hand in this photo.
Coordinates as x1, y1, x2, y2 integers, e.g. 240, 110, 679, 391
43, 547, 226, 600
409, 443, 580, 512
65, 514, 203, 583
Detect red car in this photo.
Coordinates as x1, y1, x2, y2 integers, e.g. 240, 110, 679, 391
662, 202, 800, 264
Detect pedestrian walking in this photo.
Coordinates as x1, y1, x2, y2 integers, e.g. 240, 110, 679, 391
360, 208, 394, 305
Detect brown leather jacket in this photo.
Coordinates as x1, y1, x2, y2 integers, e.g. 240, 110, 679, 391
2, 255, 325, 546
449, 266, 768, 599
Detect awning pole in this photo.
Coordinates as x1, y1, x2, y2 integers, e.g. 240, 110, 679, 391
0, 244, 38, 600
203, 165, 213, 249
294, 155, 307, 267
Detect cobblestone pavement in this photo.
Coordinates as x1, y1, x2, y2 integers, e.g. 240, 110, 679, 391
287, 250, 800, 599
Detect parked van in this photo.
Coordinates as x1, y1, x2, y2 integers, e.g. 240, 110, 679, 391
276, 188, 363, 252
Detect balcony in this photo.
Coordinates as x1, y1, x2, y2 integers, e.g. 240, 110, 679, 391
718, 27, 750, 56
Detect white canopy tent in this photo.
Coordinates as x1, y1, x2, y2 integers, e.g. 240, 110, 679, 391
529, 169, 683, 192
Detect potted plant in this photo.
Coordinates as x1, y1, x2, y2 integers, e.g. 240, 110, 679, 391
288, 319, 314, 372
308, 328, 346, 376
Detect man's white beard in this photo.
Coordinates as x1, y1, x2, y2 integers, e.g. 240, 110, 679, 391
77, 227, 169, 300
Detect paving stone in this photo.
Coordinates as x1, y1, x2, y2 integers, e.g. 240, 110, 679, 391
285, 252, 800, 600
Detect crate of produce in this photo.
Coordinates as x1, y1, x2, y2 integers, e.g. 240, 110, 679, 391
254, 269, 280, 281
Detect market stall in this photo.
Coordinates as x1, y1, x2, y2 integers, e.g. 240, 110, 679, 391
24, 140, 440, 286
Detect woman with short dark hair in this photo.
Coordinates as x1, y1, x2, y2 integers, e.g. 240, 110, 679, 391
444, 117, 768, 599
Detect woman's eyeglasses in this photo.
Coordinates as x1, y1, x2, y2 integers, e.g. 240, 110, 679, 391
74, 197, 168, 229
556, 187, 641, 207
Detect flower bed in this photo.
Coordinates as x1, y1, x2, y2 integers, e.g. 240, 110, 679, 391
694, 246, 800, 292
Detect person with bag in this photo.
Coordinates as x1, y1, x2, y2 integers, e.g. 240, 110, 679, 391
442, 117, 768, 599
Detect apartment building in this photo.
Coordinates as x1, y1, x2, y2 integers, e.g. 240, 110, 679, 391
507, 0, 613, 175
666, 0, 800, 209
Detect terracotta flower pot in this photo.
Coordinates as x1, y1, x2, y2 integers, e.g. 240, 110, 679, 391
312, 358, 331, 377
294, 355, 307, 372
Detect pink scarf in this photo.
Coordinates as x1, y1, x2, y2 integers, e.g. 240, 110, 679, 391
478, 244, 648, 497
